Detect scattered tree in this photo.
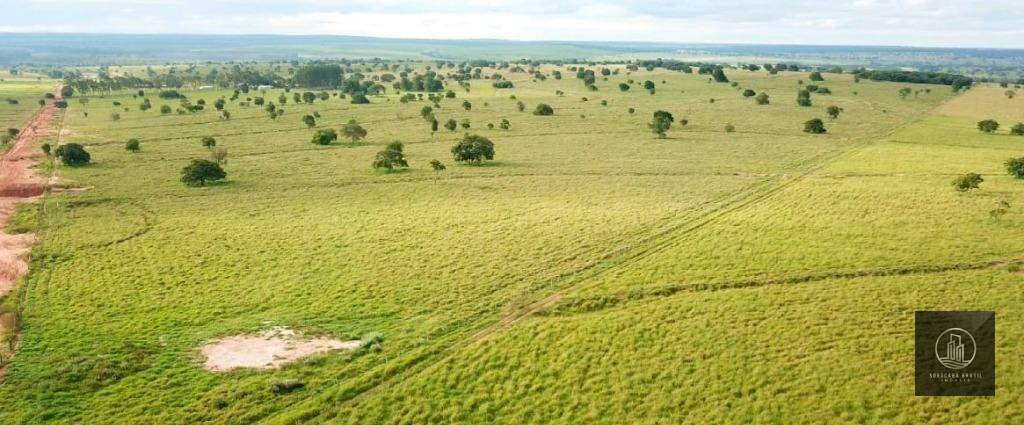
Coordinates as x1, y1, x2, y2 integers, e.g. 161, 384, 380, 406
803, 118, 827, 134
341, 119, 368, 143
451, 134, 495, 165
809, 71, 824, 81
372, 142, 409, 171
210, 147, 228, 165
826, 106, 843, 119
125, 138, 140, 152
977, 119, 1000, 133
1010, 123, 1024, 136
649, 110, 674, 138
952, 173, 983, 192
1006, 157, 1024, 179
533, 103, 554, 116
55, 143, 91, 166
755, 92, 770, 105
180, 159, 226, 187
311, 128, 338, 145
302, 114, 316, 129
201, 136, 216, 149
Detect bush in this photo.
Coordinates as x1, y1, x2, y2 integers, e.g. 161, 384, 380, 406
533, 104, 554, 116
742, 89, 756, 97
803, 118, 827, 134
180, 159, 226, 187
350, 94, 370, 104
1010, 123, 1024, 136
125, 138, 140, 152
372, 142, 409, 171
451, 134, 495, 165
311, 129, 338, 145
755, 92, 770, 105
1006, 157, 1024, 179
977, 119, 999, 133
55, 143, 91, 166
952, 173, 983, 192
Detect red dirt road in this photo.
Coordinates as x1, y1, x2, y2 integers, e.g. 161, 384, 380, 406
0, 95, 56, 297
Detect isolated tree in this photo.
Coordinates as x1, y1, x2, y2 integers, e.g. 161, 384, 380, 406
826, 106, 843, 119
1010, 123, 1024, 136
421, 106, 434, 120
649, 110, 674, 138
742, 89, 756, 98
180, 159, 226, 187
372, 142, 409, 171
500, 118, 511, 130
1006, 157, 1024, 179
451, 134, 495, 165
201, 136, 216, 149
797, 89, 812, 107
952, 173, 983, 192
803, 118, 827, 134
462, 100, 472, 111
311, 128, 338, 145
431, 118, 439, 132
125, 138, 140, 152
619, 83, 630, 92
445, 119, 458, 131
41, 143, 52, 156
55, 143, 91, 166
712, 68, 729, 83
341, 119, 367, 143
977, 119, 1000, 133
533, 103, 554, 116
302, 114, 316, 129
755, 92, 770, 105
60, 85, 74, 98
516, 101, 526, 112
430, 159, 446, 174
809, 71, 824, 81
160, 105, 172, 114
302, 92, 317, 104
643, 80, 655, 91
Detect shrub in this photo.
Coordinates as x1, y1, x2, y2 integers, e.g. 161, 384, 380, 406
341, 120, 367, 143
41, 143, 51, 155
125, 138, 140, 152
809, 71, 824, 81
742, 89, 756, 97
311, 129, 338, 145
430, 159, 446, 173
826, 106, 843, 119
725, 123, 736, 133
755, 92, 770, 105
803, 118, 827, 134
180, 159, 226, 187
1010, 123, 1024, 136
533, 104, 554, 116
350, 94, 370, 104
201, 136, 216, 149
160, 105, 172, 114
977, 119, 1000, 133
372, 142, 409, 171
797, 90, 812, 107
1006, 157, 1024, 179
952, 173, 983, 192
55, 143, 91, 166
451, 134, 495, 164
649, 110, 674, 138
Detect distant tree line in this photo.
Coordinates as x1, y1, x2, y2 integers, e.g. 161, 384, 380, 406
851, 69, 973, 91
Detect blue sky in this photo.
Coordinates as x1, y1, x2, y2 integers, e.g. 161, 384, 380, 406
3, 0, 1023, 48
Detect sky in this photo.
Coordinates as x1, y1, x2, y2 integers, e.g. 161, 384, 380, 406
2, 0, 1023, 48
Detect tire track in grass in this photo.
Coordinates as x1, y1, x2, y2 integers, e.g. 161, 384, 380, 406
539, 257, 1024, 317
270, 95, 958, 424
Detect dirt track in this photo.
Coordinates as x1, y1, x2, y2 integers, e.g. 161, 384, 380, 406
0, 96, 55, 297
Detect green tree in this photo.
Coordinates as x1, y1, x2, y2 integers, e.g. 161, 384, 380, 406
977, 119, 1000, 133
372, 142, 409, 171
214, 98, 225, 110
826, 106, 843, 119
649, 110, 674, 138
742, 89, 756, 98
952, 173, 983, 192
180, 159, 226, 187
430, 159, 446, 174
755, 92, 770, 105
445, 119, 458, 131
1006, 157, 1024, 179
350, 93, 370, 104
302, 114, 316, 129
533, 104, 554, 116
618, 83, 630, 92
1009, 123, 1024, 136
803, 118, 827, 134
201, 136, 216, 149
462, 100, 472, 111
499, 118, 511, 130
451, 134, 495, 164
712, 68, 729, 83
311, 128, 338, 145
431, 118, 439, 132
341, 119, 367, 143
302, 92, 316, 104
797, 89, 812, 107
55, 143, 91, 166
809, 71, 824, 81
125, 138, 140, 152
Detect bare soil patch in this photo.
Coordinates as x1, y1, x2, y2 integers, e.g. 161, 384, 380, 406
200, 326, 361, 372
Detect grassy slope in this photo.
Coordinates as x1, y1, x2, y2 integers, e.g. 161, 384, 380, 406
0, 72, 52, 136
335, 86, 1024, 424
0, 67, 970, 423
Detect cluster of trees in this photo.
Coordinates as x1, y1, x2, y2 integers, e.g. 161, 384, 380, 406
310, 120, 367, 145
852, 70, 973, 91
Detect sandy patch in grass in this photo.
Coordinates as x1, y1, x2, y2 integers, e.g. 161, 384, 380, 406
200, 327, 361, 372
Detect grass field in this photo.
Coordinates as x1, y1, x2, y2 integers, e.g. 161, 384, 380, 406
0, 72, 51, 140
0, 64, 1020, 424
